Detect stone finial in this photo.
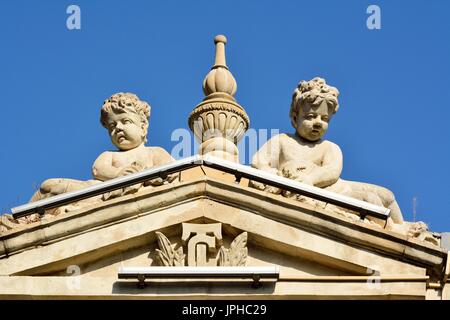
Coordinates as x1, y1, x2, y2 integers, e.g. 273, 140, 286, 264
202, 35, 237, 98
189, 35, 250, 162
213, 35, 228, 67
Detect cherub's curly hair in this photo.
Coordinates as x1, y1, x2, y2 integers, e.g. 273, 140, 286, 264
289, 77, 339, 128
100, 93, 151, 142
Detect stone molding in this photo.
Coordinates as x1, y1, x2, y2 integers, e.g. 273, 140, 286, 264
0, 175, 446, 277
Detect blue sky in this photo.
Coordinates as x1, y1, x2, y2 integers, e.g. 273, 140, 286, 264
1, 0, 449, 231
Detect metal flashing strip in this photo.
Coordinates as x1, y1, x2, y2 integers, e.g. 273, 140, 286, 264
11, 155, 202, 219
202, 155, 390, 220
11, 155, 390, 220
117, 266, 280, 288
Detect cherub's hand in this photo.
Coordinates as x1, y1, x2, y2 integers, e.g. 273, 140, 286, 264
280, 163, 308, 180
279, 166, 315, 186
119, 161, 146, 176
119, 162, 146, 191
103, 162, 146, 200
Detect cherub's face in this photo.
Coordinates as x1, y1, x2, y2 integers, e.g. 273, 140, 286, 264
295, 100, 333, 142
106, 112, 146, 150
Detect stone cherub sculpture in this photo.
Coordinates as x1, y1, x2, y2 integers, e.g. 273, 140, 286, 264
2, 93, 176, 228
250, 77, 438, 243
30, 92, 176, 206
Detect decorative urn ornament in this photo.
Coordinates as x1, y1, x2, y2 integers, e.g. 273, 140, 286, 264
188, 35, 250, 162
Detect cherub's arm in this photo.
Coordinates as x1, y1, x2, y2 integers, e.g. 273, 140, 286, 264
251, 134, 283, 175
305, 141, 343, 188
92, 152, 122, 181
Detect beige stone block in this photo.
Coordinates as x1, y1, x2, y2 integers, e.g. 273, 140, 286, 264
0, 275, 427, 300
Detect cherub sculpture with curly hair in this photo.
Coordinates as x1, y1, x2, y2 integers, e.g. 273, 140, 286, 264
251, 77, 424, 232
31, 92, 175, 209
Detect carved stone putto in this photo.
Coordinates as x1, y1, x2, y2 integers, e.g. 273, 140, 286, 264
153, 223, 248, 267
250, 77, 440, 246
0, 93, 177, 234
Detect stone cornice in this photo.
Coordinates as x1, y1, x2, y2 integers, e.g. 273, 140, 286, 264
0, 173, 446, 277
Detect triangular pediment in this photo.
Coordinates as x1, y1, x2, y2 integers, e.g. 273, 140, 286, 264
0, 170, 447, 299
47, 218, 359, 279
0, 175, 442, 274
2, 203, 377, 277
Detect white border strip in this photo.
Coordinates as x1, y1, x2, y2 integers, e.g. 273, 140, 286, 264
11, 155, 390, 220
118, 266, 280, 278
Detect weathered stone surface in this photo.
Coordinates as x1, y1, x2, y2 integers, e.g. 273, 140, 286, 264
440, 232, 450, 251
0, 170, 446, 298
153, 222, 248, 267
0, 275, 429, 300
189, 35, 249, 162
250, 77, 439, 246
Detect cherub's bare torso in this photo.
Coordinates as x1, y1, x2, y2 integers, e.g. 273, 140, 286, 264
253, 133, 343, 188
277, 133, 333, 171
252, 132, 405, 224
93, 145, 173, 181
110, 147, 155, 169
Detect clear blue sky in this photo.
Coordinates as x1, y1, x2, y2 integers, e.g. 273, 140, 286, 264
1, 0, 449, 231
